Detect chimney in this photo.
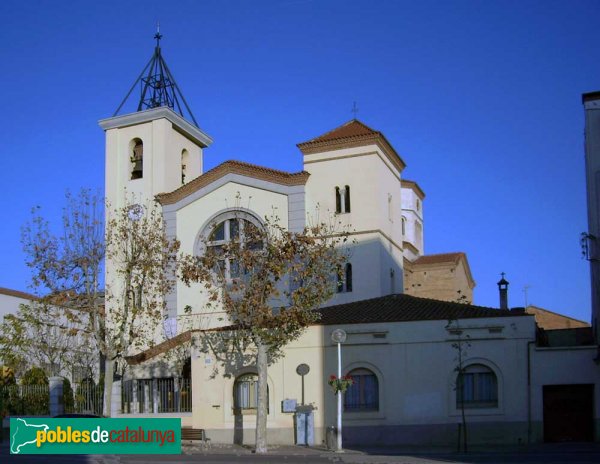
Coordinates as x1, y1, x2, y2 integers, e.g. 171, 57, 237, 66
497, 272, 509, 310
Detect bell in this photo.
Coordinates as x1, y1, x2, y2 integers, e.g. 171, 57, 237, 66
131, 160, 143, 179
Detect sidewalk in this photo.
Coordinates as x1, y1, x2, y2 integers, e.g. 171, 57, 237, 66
181, 441, 600, 463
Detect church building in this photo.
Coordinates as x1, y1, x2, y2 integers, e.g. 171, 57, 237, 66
99, 37, 599, 447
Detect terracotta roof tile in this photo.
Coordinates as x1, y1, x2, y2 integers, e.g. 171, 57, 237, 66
157, 160, 310, 206
126, 331, 192, 365
129, 293, 526, 364
302, 120, 379, 143
316, 293, 523, 326
297, 119, 406, 172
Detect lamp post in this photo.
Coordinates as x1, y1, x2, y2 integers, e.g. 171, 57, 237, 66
331, 328, 347, 451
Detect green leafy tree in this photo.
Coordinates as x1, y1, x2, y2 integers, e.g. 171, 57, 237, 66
0, 301, 92, 379
180, 213, 348, 453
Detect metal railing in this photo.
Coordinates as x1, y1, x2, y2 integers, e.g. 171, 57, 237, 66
66, 381, 104, 416
122, 377, 191, 414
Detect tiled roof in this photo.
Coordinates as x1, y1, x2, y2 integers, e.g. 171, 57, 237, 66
525, 305, 590, 330
316, 293, 522, 325
412, 252, 466, 266
157, 160, 310, 206
297, 119, 406, 172
127, 331, 191, 365
0, 287, 37, 300
302, 120, 379, 143
127, 293, 526, 364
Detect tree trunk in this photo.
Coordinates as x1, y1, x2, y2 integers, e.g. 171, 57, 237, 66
255, 338, 268, 454
103, 357, 114, 417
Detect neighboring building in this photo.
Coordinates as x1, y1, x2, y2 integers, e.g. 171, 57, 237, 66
404, 252, 475, 303
0, 287, 97, 383
95, 37, 600, 446
525, 305, 590, 330
582, 91, 600, 346
0, 287, 35, 320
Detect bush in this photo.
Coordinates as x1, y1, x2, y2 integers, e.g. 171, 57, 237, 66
19, 367, 49, 415
63, 377, 74, 412
0, 366, 15, 387
21, 367, 49, 386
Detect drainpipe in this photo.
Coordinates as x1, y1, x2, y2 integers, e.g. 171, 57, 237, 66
527, 340, 535, 445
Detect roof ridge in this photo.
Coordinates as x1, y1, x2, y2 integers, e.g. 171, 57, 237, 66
157, 159, 310, 206
526, 305, 590, 325
221, 159, 307, 177
297, 119, 380, 146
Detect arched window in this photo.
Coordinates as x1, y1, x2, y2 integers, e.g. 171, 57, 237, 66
415, 221, 423, 249
181, 149, 189, 185
401, 216, 406, 236
344, 368, 379, 411
335, 185, 351, 214
203, 213, 262, 280
130, 139, 143, 180
337, 263, 352, 293
456, 364, 498, 408
344, 185, 351, 213
234, 373, 268, 413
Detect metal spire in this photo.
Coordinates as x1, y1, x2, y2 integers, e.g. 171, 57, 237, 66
113, 27, 199, 127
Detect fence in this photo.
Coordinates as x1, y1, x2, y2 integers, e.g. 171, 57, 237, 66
0, 385, 50, 416
121, 378, 191, 414
66, 381, 104, 416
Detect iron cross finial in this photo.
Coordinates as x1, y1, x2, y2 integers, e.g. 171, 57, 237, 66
351, 101, 359, 119
501, 272, 506, 279
154, 22, 163, 47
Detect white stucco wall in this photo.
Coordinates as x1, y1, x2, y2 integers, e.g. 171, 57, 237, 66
0, 291, 31, 320
192, 314, 537, 446
303, 144, 405, 302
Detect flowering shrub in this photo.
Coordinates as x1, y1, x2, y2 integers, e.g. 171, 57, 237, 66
328, 374, 354, 395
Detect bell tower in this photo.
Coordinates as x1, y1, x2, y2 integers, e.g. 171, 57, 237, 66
99, 30, 213, 209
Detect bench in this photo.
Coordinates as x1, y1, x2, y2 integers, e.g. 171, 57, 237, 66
181, 427, 211, 448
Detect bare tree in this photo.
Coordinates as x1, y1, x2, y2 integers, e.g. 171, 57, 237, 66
180, 213, 348, 453
12, 189, 104, 379
446, 318, 471, 453
15, 190, 178, 417
102, 202, 179, 416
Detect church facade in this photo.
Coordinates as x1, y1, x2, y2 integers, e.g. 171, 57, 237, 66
98, 40, 600, 447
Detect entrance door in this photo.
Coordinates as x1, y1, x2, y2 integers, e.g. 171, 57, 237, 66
543, 384, 594, 442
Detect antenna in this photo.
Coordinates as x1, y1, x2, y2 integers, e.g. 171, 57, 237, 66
523, 284, 531, 307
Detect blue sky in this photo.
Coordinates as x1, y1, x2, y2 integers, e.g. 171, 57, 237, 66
0, 0, 598, 322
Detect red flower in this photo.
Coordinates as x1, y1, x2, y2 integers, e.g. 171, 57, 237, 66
329, 374, 337, 381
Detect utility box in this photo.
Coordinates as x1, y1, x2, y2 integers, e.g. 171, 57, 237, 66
294, 405, 315, 446
282, 398, 297, 413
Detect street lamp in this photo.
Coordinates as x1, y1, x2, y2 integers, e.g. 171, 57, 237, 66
331, 328, 347, 452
